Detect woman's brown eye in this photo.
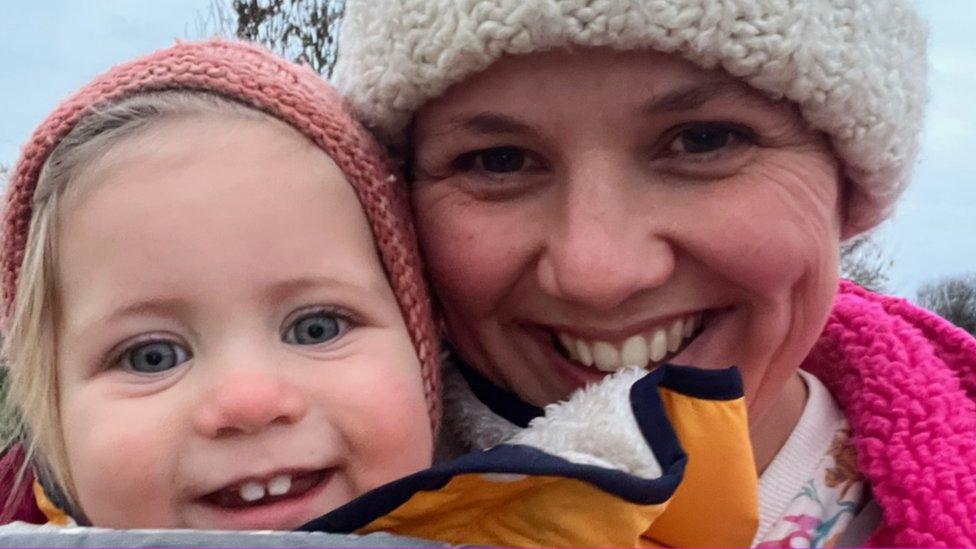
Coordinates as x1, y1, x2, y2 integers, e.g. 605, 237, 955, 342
456, 146, 526, 173
680, 128, 732, 153
669, 124, 753, 156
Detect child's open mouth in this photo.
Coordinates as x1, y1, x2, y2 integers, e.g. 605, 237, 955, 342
550, 311, 706, 373
202, 469, 330, 509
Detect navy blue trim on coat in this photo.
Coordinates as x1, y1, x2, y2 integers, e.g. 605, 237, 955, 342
657, 364, 744, 401
454, 358, 543, 428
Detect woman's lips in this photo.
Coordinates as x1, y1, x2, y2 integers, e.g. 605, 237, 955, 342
526, 309, 727, 392
550, 312, 705, 372
670, 307, 736, 370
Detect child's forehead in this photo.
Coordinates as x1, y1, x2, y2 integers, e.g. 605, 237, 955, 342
62, 113, 331, 211
54, 113, 392, 321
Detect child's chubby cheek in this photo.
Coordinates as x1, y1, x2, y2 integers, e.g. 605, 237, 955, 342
61, 391, 187, 528
323, 356, 434, 484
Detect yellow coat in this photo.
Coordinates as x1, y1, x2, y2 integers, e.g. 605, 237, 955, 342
302, 365, 759, 547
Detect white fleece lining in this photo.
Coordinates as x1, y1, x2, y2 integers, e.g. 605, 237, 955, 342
507, 368, 663, 479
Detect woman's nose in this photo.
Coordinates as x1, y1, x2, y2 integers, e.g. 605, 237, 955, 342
193, 367, 309, 439
536, 168, 675, 310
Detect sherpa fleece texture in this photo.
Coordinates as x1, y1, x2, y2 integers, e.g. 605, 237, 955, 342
801, 281, 976, 547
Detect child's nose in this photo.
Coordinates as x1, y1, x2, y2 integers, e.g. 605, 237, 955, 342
193, 369, 309, 438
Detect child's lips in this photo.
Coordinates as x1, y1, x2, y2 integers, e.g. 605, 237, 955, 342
190, 468, 335, 530
201, 468, 330, 510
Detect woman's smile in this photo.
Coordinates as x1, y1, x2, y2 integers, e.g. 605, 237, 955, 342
532, 311, 706, 375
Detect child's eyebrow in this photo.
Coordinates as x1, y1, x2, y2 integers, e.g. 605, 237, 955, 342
64, 297, 192, 343
100, 296, 191, 324
265, 274, 381, 302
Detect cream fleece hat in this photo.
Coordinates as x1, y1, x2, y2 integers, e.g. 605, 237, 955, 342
333, 0, 929, 237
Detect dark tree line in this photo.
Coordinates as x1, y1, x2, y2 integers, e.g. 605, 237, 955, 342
917, 274, 976, 335
207, 0, 344, 76
840, 235, 892, 294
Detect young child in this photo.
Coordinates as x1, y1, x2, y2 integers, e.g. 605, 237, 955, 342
0, 39, 759, 546
0, 39, 441, 531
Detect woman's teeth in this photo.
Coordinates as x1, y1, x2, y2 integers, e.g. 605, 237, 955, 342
555, 313, 701, 372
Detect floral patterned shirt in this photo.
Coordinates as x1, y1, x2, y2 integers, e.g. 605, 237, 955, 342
752, 371, 867, 547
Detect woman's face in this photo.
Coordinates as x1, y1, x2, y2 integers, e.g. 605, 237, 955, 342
411, 49, 843, 424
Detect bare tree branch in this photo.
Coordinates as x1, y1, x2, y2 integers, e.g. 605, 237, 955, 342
917, 274, 976, 336
203, 0, 345, 77
840, 235, 892, 293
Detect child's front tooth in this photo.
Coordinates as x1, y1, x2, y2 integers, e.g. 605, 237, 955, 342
240, 481, 266, 502
267, 475, 292, 497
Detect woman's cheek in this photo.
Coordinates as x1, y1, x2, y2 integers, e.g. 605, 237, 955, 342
689, 200, 811, 295
413, 188, 537, 314
686, 164, 841, 296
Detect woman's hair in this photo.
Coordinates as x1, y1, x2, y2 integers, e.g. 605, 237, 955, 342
1, 90, 272, 508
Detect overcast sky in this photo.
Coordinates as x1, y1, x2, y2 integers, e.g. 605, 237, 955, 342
1, 1, 973, 298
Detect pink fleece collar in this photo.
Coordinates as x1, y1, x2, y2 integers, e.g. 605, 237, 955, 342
802, 280, 976, 546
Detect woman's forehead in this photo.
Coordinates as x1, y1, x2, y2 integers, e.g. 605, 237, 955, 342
413, 48, 789, 137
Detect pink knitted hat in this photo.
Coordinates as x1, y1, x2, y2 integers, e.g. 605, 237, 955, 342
0, 38, 441, 430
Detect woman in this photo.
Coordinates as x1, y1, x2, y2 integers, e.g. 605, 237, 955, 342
334, 0, 976, 546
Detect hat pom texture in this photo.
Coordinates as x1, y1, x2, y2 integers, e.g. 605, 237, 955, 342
333, 0, 929, 237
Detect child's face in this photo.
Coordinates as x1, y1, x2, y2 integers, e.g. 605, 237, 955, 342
53, 114, 433, 530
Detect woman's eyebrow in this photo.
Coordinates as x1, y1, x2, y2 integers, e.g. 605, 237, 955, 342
640, 80, 765, 115
443, 112, 536, 136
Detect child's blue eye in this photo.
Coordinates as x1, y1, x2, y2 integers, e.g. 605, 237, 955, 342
283, 312, 343, 345
125, 341, 190, 374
